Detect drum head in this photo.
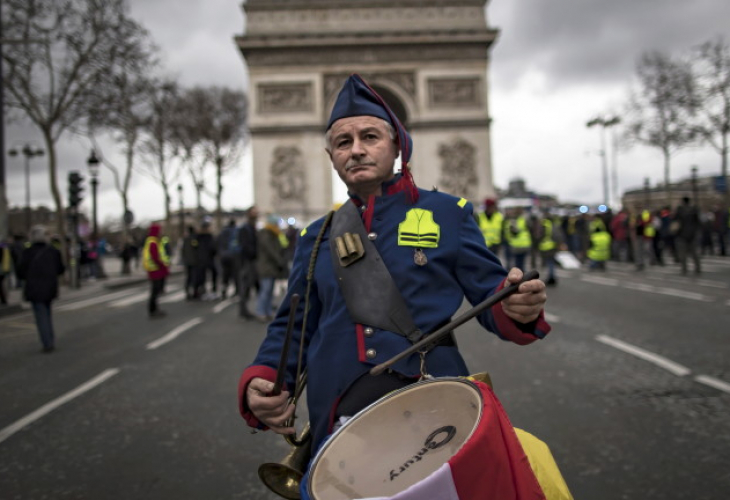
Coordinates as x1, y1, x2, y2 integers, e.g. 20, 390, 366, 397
308, 378, 483, 500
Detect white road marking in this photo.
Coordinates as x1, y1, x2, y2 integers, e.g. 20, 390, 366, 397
57, 289, 142, 311
146, 317, 204, 350
694, 375, 730, 394
159, 291, 186, 304
213, 298, 235, 314
652, 287, 713, 302
109, 294, 147, 308
0, 368, 120, 445
544, 312, 560, 323
109, 288, 180, 308
581, 276, 619, 286
595, 335, 692, 377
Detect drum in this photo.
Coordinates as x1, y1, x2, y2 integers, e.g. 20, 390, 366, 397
307, 377, 546, 500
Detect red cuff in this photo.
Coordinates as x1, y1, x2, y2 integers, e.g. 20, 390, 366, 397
238, 365, 278, 429
492, 278, 551, 345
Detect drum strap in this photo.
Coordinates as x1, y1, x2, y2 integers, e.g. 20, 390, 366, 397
329, 200, 423, 343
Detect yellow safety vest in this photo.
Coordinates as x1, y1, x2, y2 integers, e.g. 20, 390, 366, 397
143, 236, 170, 271
538, 219, 556, 252
587, 232, 611, 262
1, 247, 11, 273
398, 209, 440, 248
506, 216, 532, 250
589, 218, 606, 234
640, 211, 656, 238
478, 211, 504, 248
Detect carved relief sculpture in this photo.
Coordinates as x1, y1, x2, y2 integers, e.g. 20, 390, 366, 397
258, 83, 313, 114
270, 146, 307, 204
428, 78, 481, 108
438, 139, 477, 201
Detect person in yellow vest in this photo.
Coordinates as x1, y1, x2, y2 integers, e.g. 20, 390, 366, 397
477, 198, 504, 262
587, 217, 612, 270
537, 211, 563, 286
143, 223, 170, 318
0, 239, 12, 305
505, 206, 532, 271
633, 208, 656, 270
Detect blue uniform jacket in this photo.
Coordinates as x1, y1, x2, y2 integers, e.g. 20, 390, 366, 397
239, 182, 551, 453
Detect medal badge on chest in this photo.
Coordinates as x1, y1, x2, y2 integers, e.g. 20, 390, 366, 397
414, 248, 428, 266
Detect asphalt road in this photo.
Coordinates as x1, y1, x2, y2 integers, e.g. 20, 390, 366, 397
1, 255, 729, 499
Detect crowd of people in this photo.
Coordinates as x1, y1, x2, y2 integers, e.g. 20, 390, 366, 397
145, 208, 298, 321
475, 197, 730, 282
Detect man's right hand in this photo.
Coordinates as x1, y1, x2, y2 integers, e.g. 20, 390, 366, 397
246, 377, 296, 435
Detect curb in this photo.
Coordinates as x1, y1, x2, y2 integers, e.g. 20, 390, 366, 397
0, 303, 25, 318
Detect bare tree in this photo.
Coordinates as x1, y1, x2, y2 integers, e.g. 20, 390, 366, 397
88, 67, 158, 243
169, 87, 210, 216
624, 50, 700, 203
693, 37, 730, 208
199, 87, 248, 229
137, 79, 180, 232
1, 0, 154, 256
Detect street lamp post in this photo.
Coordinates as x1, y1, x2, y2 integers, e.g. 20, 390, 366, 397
87, 150, 100, 239
586, 116, 621, 207
8, 144, 44, 235
177, 184, 184, 239
86, 149, 106, 279
691, 165, 699, 208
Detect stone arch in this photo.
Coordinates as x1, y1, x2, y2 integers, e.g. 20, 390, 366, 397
238, 0, 499, 224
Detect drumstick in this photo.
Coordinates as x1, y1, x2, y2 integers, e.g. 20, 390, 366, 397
270, 293, 300, 396
370, 269, 539, 376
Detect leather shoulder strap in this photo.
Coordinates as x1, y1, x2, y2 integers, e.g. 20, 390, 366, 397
329, 201, 422, 343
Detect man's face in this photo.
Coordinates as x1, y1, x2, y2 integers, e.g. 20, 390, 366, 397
326, 116, 398, 194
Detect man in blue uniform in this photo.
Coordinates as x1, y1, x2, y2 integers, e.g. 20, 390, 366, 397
238, 74, 550, 468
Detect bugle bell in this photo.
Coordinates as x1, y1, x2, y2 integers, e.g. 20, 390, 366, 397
258, 424, 311, 500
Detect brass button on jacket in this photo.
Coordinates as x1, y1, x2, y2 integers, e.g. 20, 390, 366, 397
365, 348, 377, 359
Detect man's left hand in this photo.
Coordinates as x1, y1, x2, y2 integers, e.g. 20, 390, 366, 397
501, 267, 547, 324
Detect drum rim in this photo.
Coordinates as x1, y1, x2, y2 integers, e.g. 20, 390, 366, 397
307, 376, 484, 499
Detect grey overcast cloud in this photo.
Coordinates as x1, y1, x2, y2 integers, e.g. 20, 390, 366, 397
5, 0, 730, 225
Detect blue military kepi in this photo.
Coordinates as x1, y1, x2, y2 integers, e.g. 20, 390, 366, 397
327, 73, 418, 202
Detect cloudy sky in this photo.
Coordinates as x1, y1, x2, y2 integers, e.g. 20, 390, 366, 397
5, 0, 730, 227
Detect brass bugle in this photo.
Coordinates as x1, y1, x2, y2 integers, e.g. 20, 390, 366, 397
370, 269, 540, 376
258, 424, 312, 500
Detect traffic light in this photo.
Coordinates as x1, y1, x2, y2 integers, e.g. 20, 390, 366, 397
68, 171, 84, 208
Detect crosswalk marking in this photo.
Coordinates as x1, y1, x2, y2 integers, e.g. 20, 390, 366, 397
109, 294, 147, 308
581, 276, 619, 286
583, 275, 714, 302
159, 291, 186, 304
110, 288, 180, 308
57, 288, 143, 312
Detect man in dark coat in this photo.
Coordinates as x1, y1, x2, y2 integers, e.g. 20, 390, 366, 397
673, 196, 701, 275
238, 206, 259, 318
17, 225, 65, 352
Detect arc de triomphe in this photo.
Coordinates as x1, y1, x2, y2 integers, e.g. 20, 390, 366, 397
236, 0, 499, 224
